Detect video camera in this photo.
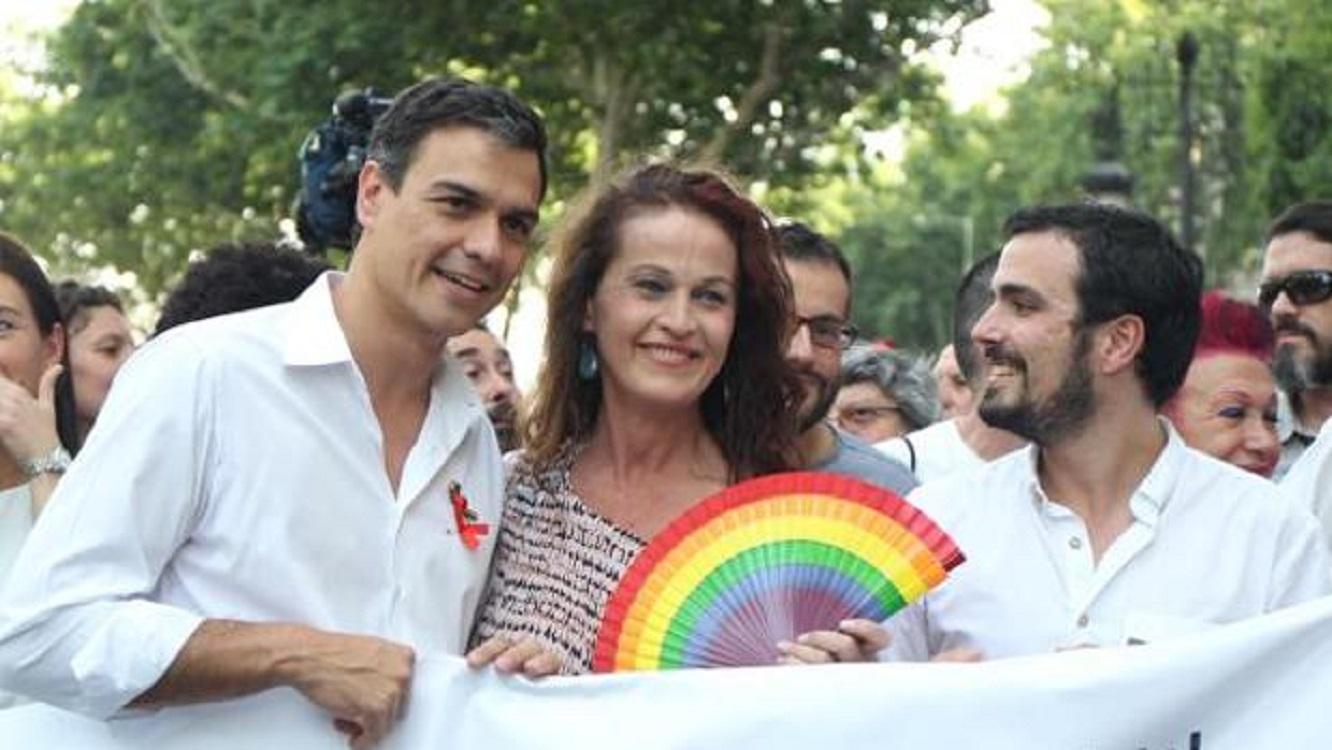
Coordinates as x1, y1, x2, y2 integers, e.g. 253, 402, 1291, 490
294, 89, 393, 252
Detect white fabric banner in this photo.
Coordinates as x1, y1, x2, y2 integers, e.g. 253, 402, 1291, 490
6, 595, 1332, 749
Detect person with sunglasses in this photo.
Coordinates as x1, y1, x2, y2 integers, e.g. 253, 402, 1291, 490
774, 221, 917, 504
1260, 201, 1332, 481
1261, 200, 1332, 555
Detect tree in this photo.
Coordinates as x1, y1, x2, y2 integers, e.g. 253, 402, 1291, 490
0, 0, 986, 297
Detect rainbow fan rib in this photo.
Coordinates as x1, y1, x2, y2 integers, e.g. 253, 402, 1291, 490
592, 472, 965, 672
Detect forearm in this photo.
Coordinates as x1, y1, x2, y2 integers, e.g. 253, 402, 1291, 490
27, 471, 59, 519
130, 619, 308, 708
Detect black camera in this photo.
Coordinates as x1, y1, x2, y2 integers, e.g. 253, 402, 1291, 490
294, 89, 392, 252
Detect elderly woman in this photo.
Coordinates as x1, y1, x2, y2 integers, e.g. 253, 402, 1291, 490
831, 346, 939, 444
467, 165, 889, 675
1163, 291, 1281, 477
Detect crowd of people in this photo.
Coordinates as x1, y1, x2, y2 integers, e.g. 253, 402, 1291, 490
0, 76, 1327, 745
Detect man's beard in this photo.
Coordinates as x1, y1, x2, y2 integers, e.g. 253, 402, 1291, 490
1271, 317, 1332, 392
797, 372, 838, 433
488, 401, 519, 453
978, 331, 1096, 445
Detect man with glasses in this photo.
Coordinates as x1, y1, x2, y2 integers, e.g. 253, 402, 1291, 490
774, 221, 916, 496
1260, 200, 1332, 550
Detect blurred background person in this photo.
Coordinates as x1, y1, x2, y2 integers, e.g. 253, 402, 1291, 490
1163, 291, 1280, 477
471, 165, 886, 674
447, 323, 522, 452
932, 344, 973, 420
154, 240, 332, 335
54, 282, 134, 443
878, 253, 1025, 483
831, 346, 938, 444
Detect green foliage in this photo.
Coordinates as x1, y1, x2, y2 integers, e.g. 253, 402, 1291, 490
836, 0, 1332, 354
0, 0, 985, 298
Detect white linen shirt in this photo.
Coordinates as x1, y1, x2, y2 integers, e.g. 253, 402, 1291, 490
1280, 418, 1332, 557
884, 423, 1331, 661
876, 419, 986, 485
0, 274, 505, 718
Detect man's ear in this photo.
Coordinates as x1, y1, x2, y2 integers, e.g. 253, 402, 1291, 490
1096, 314, 1145, 376
355, 160, 390, 230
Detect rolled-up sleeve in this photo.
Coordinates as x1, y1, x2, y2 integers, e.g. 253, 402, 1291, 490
0, 332, 215, 718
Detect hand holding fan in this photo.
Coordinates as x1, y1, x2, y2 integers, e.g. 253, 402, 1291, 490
592, 472, 964, 672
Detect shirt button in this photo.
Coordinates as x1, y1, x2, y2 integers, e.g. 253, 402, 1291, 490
1068, 537, 1083, 550
1076, 614, 1089, 628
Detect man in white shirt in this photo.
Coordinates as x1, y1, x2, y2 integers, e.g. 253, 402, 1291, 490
885, 204, 1330, 661
0, 78, 550, 745
878, 253, 1023, 483
1260, 201, 1332, 548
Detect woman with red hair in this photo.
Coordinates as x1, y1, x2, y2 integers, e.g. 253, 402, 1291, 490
1163, 291, 1281, 476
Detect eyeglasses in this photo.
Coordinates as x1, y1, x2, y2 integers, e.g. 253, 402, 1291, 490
792, 315, 858, 350
1258, 270, 1332, 311
835, 405, 901, 428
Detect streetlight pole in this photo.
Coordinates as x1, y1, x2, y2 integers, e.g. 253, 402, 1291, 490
1177, 32, 1199, 254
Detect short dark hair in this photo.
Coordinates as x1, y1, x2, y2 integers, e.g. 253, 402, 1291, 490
773, 220, 853, 286
1267, 200, 1332, 245
368, 77, 548, 199
55, 281, 123, 335
154, 241, 332, 335
953, 252, 1000, 385
1003, 204, 1202, 406
0, 232, 80, 452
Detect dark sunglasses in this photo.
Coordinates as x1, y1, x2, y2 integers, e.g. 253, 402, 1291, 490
1258, 270, 1332, 310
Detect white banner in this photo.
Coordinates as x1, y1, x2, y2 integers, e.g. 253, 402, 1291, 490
6, 595, 1332, 749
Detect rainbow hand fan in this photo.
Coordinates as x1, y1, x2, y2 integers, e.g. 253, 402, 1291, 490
592, 472, 964, 672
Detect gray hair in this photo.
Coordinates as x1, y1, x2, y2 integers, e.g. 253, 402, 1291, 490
840, 346, 940, 431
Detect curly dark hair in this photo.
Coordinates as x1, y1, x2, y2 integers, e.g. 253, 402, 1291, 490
154, 241, 332, 335
524, 164, 800, 481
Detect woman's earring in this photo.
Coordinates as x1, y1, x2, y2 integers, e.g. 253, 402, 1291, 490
577, 337, 600, 381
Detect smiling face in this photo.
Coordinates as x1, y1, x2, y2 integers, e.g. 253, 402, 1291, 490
1262, 230, 1332, 392
971, 230, 1096, 443
0, 273, 62, 398
354, 125, 542, 342
67, 305, 134, 427
586, 206, 738, 415
782, 259, 852, 431
1165, 353, 1279, 476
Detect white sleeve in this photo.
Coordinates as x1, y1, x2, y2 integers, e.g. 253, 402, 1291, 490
1266, 499, 1332, 611
0, 332, 216, 718
1280, 424, 1332, 559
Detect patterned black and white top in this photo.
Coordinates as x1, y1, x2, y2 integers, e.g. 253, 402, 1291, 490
470, 445, 645, 674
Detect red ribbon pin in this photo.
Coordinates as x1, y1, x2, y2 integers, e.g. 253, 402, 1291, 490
449, 481, 491, 550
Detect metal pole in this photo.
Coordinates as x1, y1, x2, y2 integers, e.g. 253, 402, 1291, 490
1177, 32, 1199, 254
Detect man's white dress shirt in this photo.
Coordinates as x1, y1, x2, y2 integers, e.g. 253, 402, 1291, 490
877, 419, 985, 484
885, 423, 1331, 661
1280, 418, 1332, 558
0, 274, 505, 718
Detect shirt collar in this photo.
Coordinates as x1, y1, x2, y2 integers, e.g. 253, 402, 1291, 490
1021, 417, 1184, 526
282, 272, 355, 367
1276, 389, 1320, 444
